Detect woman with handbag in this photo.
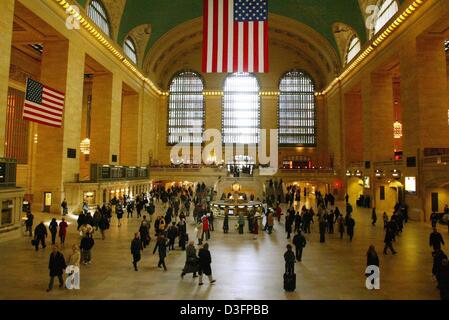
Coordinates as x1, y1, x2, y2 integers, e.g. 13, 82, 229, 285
181, 241, 198, 279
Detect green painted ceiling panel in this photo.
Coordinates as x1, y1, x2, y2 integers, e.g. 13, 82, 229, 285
118, 0, 368, 54
76, 0, 406, 56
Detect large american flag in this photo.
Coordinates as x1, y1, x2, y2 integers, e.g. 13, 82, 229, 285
23, 78, 65, 128
202, 0, 269, 73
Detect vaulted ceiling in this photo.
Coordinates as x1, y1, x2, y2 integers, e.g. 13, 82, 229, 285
76, 0, 405, 55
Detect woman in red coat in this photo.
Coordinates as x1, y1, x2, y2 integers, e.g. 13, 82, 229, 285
252, 216, 259, 240
59, 218, 68, 246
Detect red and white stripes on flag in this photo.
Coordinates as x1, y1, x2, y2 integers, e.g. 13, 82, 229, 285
202, 0, 269, 73
23, 78, 65, 128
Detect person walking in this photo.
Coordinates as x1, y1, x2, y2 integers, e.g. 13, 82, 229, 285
438, 258, 449, 300
34, 222, 47, 251
383, 212, 388, 230
238, 213, 245, 235
284, 244, 296, 275
181, 241, 198, 279
49, 218, 58, 245
139, 216, 151, 248
198, 243, 216, 286
328, 210, 335, 234
252, 216, 259, 240
46, 245, 66, 292
153, 234, 168, 271
223, 212, 229, 234
201, 215, 210, 241
67, 244, 80, 268
346, 214, 355, 241
267, 210, 274, 234
116, 203, 124, 227
80, 233, 94, 265
59, 218, 68, 246
177, 217, 187, 250
292, 230, 306, 262
61, 199, 68, 216
196, 221, 203, 245
319, 215, 326, 243
367, 245, 379, 267
98, 212, 109, 240
337, 215, 345, 239
25, 211, 34, 237
285, 212, 294, 239
383, 223, 397, 255
371, 208, 377, 226
430, 227, 445, 252
167, 222, 178, 251
131, 232, 143, 271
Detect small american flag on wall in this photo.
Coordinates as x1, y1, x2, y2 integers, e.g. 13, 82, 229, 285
23, 78, 65, 128
202, 0, 269, 73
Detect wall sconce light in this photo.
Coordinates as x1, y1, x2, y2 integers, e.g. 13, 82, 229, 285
391, 169, 401, 179
346, 170, 352, 177
355, 170, 362, 177
375, 169, 384, 178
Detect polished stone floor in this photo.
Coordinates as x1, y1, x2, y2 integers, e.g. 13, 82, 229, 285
0, 199, 445, 300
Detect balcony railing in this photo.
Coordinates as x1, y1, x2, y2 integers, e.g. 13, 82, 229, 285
90, 164, 149, 182
423, 155, 449, 165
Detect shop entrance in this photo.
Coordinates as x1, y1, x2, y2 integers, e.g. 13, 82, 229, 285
43, 192, 52, 213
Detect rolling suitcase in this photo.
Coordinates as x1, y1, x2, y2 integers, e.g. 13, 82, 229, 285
283, 273, 296, 292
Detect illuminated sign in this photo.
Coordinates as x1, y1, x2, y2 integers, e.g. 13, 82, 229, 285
405, 177, 416, 194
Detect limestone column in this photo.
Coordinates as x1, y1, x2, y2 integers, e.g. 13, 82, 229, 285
316, 95, 328, 167
400, 35, 449, 221
260, 95, 278, 165
0, 0, 15, 157
204, 95, 222, 161
32, 40, 85, 213
400, 35, 449, 156
120, 91, 141, 166
361, 72, 395, 163
90, 73, 122, 165
343, 92, 363, 166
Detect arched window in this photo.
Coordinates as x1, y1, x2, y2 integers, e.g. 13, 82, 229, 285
223, 73, 260, 145
346, 35, 361, 64
87, 0, 111, 36
278, 71, 316, 146
373, 0, 398, 35
168, 71, 205, 145
124, 37, 137, 64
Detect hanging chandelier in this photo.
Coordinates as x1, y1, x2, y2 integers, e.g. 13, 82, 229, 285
80, 138, 91, 155
393, 120, 402, 139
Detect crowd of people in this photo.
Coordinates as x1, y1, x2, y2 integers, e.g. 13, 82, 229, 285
20, 182, 449, 299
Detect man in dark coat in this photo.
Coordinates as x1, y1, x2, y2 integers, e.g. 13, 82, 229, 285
438, 258, 449, 300
46, 245, 66, 292
25, 212, 34, 237
346, 214, 355, 241
383, 224, 397, 255
181, 241, 198, 279
77, 212, 86, 230
153, 235, 168, 271
198, 243, 216, 285
284, 244, 296, 275
167, 222, 178, 251
34, 222, 47, 251
292, 231, 306, 262
131, 232, 143, 271
430, 228, 445, 252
